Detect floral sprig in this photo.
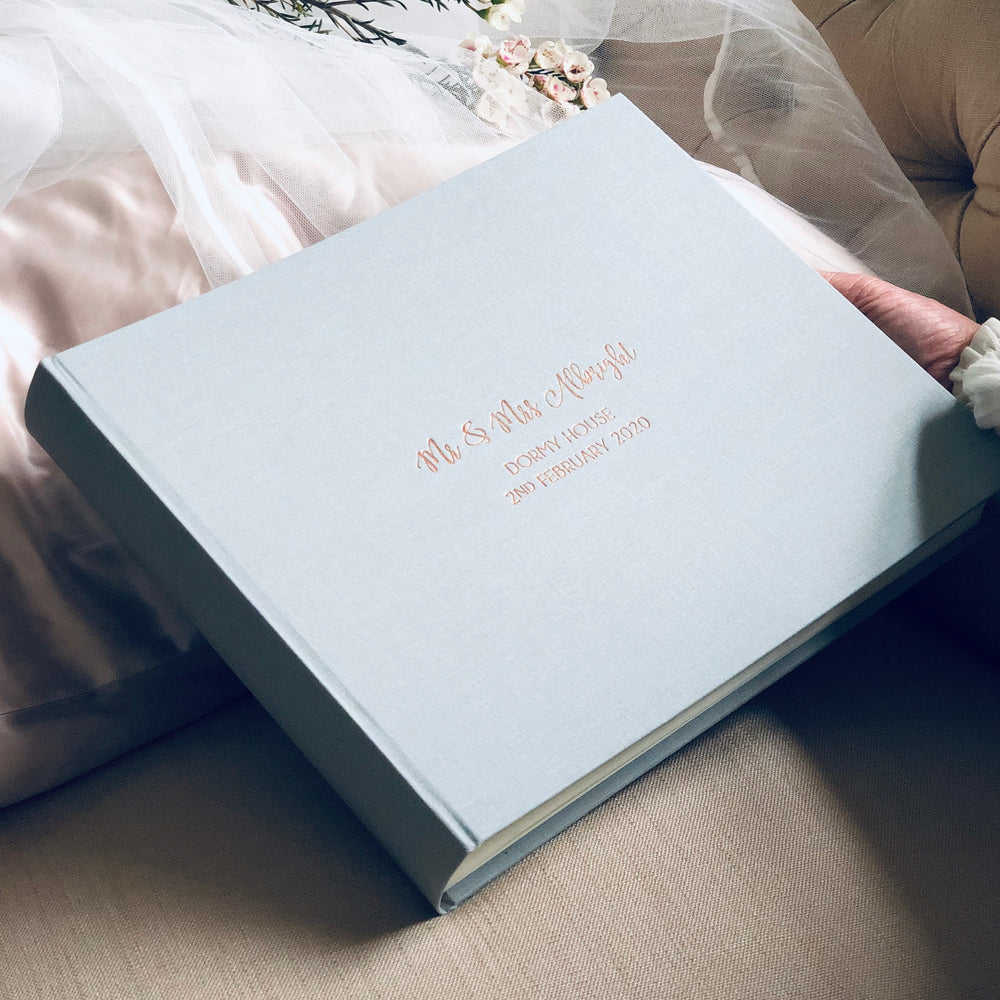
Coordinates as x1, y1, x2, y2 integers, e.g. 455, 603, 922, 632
226, 0, 519, 44
227, 0, 410, 43
460, 34, 610, 125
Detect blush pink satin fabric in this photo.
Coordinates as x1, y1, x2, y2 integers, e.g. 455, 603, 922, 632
0, 153, 241, 806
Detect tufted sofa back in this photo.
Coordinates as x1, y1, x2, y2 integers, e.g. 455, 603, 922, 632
795, 0, 1000, 320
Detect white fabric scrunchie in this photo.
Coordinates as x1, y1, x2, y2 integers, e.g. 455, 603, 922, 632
951, 318, 1000, 432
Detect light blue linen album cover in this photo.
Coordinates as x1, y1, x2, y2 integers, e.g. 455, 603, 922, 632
26, 97, 1000, 910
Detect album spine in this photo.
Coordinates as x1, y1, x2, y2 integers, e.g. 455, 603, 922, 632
24, 358, 471, 913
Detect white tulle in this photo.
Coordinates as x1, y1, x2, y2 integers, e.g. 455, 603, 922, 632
951, 319, 1000, 433
0, 0, 971, 312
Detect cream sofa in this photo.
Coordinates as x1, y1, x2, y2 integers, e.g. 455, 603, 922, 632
2, 4, 999, 997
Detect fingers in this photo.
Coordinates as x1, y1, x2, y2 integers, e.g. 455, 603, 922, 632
818, 270, 980, 386
820, 271, 909, 320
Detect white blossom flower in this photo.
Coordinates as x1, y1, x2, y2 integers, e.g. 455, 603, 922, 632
543, 74, 577, 103
533, 39, 570, 69
459, 33, 494, 57
472, 56, 506, 90
497, 35, 533, 72
580, 75, 610, 107
505, 0, 526, 21
485, 4, 512, 30
474, 66, 530, 129
561, 50, 594, 84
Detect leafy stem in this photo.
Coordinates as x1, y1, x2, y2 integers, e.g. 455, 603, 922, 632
225, 0, 462, 45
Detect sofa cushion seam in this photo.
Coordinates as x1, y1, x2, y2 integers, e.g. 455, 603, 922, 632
815, 0, 861, 31
887, 9, 957, 165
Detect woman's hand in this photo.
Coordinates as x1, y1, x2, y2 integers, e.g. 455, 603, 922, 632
820, 271, 979, 387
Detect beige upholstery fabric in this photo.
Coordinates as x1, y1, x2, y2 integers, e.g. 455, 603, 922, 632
795, 0, 1000, 321
1, 569, 998, 999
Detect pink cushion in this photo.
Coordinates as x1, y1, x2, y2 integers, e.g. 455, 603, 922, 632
0, 152, 243, 807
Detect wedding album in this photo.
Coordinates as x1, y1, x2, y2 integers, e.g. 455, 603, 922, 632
26, 98, 1000, 911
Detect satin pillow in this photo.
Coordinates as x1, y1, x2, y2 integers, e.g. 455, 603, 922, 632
0, 153, 244, 807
